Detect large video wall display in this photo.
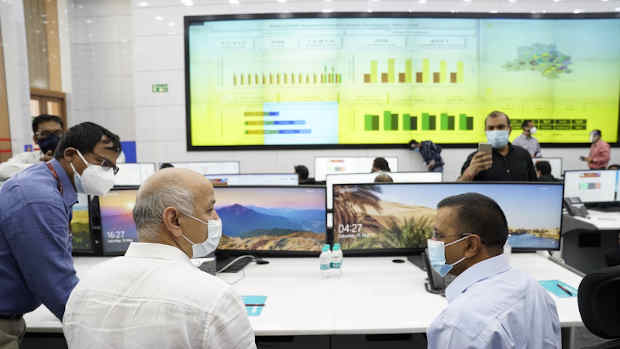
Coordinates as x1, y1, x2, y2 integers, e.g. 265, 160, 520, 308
185, 14, 620, 149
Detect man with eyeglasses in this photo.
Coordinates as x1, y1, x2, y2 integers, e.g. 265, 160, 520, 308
0, 122, 121, 347
426, 193, 560, 349
0, 114, 65, 181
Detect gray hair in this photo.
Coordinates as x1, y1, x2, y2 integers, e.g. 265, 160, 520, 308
132, 185, 194, 241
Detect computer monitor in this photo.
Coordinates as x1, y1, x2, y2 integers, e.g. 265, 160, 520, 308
325, 171, 442, 210
563, 170, 618, 203
534, 158, 563, 179
71, 193, 96, 255
314, 157, 399, 181
114, 163, 157, 186
332, 182, 563, 255
170, 161, 240, 175
205, 173, 299, 186
98, 187, 139, 256
214, 186, 327, 256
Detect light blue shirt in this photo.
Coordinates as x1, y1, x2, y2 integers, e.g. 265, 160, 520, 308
427, 254, 561, 349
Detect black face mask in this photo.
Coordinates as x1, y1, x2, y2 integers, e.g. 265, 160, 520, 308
38, 133, 61, 154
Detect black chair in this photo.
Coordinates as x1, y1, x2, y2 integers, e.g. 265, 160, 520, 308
605, 249, 620, 267
578, 265, 620, 349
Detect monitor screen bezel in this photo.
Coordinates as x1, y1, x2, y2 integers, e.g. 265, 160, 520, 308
332, 181, 564, 255
214, 185, 329, 257
563, 169, 619, 203
95, 186, 141, 257
185, 12, 620, 151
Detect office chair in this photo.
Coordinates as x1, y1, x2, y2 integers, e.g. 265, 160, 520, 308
578, 265, 620, 349
605, 249, 620, 267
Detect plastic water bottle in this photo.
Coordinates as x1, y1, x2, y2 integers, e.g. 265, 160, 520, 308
504, 234, 512, 263
319, 244, 331, 279
330, 243, 343, 278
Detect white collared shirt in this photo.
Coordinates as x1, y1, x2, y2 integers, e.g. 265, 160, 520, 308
63, 242, 256, 349
427, 254, 561, 349
0, 151, 41, 180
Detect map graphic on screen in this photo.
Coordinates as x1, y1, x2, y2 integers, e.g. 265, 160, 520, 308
186, 16, 620, 148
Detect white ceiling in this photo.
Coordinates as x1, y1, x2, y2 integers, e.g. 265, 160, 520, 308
135, 0, 620, 14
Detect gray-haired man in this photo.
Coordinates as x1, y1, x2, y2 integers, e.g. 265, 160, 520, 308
62, 168, 256, 349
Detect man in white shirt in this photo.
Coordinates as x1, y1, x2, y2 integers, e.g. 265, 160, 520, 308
426, 193, 561, 349
0, 114, 64, 180
512, 120, 541, 158
63, 168, 256, 349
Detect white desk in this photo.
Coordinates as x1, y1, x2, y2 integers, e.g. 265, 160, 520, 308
25, 253, 583, 336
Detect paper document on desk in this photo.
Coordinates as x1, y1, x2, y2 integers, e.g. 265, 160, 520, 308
539, 280, 577, 298
243, 295, 267, 317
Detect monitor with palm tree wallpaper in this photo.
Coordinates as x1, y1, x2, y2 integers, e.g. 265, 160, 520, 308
333, 182, 563, 255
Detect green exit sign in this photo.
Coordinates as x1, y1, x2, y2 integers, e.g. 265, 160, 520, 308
152, 83, 168, 93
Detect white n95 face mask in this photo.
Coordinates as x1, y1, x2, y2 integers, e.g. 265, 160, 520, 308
70, 150, 115, 196
529, 127, 537, 135
181, 215, 222, 258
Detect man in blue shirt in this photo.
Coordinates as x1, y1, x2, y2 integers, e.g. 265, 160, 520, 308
426, 193, 561, 349
409, 139, 444, 172
0, 122, 121, 346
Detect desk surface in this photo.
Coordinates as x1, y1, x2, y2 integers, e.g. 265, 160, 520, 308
25, 253, 583, 336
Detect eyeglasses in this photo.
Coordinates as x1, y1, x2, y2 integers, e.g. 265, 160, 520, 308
91, 152, 119, 175
36, 130, 64, 139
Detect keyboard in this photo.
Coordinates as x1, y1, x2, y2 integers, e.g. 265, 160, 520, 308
216, 257, 253, 273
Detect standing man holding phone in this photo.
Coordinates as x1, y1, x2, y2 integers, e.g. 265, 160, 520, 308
458, 111, 537, 182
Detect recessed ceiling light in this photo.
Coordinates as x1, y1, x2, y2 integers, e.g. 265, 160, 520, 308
322, 8, 333, 12
168, 21, 176, 27
508, 0, 516, 3
464, 0, 472, 3
601, 0, 609, 2
489, 10, 499, 13
137, 1, 149, 7
573, 9, 583, 13
616, 7, 620, 12
367, 8, 373, 12
181, 0, 194, 6
229, 0, 239, 4
553, 0, 560, 2
154, 15, 164, 21
324, 0, 332, 2
418, 0, 426, 4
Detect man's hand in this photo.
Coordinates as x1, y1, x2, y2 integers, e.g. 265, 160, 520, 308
40, 151, 53, 162
426, 160, 436, 170
459, 152, 492, 181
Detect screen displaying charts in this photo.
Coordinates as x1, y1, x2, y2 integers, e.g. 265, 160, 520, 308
533, 158, 563, 179
214, 186, 327, 252
99, 189, 139, 255
205, 173, 299, 186
315, 157, 399, 181
114, 163, 157, 186
186, 15, 620, 148
171, 162, 240, 175
333, 183, 563, 251
563, 170, 618, 203
70, 193, 93, 253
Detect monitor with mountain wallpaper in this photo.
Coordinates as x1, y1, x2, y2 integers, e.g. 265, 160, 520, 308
214, 186, 327, 256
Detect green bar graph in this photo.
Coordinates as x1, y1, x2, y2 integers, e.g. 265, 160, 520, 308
383, 111, 392, 130
365, 114, 379, 131
390, 114, 398, 130
404, 114, 411, 130
459, 113, 474, 130
441, 113, 449, 130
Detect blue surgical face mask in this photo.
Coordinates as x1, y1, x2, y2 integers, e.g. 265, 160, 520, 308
427, 236, 471, 277
486, 130, 510, 149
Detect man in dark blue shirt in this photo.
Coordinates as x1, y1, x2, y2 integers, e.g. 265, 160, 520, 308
0, 122, 121, 346
409, 139, 444, 172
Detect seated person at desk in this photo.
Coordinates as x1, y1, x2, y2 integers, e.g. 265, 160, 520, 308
294, 164, 315, 185
458, 111, 537, 182
535, 161, 560, 182
63, 168, 256, 349
0, 114, 64, 181
426, 193, 560, 349
371, 157, 391, 173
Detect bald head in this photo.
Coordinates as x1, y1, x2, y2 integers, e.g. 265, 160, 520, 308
132, 168, 215, 244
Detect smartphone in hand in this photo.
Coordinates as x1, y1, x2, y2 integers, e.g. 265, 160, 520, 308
478, 143, 492, 154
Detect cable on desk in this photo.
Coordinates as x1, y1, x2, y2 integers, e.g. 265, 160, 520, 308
226, 269, 246, 286
216, 255, 257, 273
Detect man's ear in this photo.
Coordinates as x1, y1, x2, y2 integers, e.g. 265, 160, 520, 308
163, 207, 183, 238
463, 235, 482, 259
